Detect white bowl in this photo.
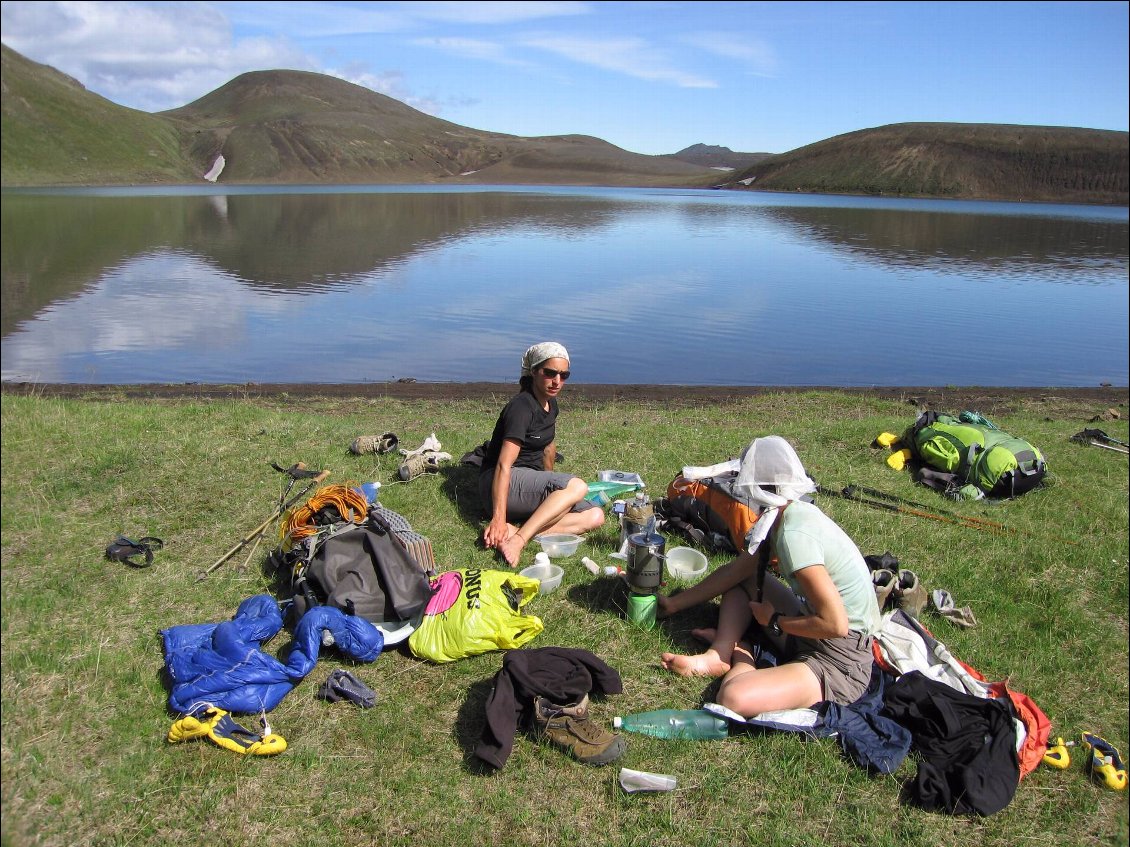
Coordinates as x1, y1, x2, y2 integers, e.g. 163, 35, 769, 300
534, 533, 583, 557
665, 547, 708, 581
520, 563, 565, 594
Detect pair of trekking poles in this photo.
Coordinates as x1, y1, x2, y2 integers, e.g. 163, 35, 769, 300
1070, 429, 1129, 455
196, 462, 329, 582
817, 484, 1014, 536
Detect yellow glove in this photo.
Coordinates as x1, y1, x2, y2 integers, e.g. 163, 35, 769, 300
168, 707, 286, 756
886, 448, 912, 471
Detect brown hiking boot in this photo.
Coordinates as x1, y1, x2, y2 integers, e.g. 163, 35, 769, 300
350, 433, 399, 455
533, 694, 626, 766
397, 451, 447, 481
895, 569, 928, 619
872, 569, 897, 612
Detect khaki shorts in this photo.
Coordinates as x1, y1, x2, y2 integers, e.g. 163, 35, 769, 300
758, 574, 874, 706
478, 466, 598, 522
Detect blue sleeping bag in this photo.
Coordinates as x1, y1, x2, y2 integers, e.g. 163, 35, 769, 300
161, 594, 384, 715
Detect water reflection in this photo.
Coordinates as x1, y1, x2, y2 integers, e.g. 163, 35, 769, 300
758, 205, 1127, 283
1, 187, 1126, 386
1, 191, 629, 317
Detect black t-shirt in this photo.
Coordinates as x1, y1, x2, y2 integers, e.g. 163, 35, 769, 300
482, 390, 557, 471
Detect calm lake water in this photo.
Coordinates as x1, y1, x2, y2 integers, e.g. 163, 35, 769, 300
1, 185, 1127, 387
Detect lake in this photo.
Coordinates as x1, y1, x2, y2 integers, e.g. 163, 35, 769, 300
1, 185, 1127, 387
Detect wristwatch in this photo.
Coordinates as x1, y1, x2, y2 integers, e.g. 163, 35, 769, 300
768, 612, 783, 636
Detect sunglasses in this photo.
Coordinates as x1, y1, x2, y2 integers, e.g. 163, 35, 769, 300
539, 367, 571, 380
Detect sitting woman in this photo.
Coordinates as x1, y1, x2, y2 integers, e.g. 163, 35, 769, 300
478, 342, 604, 567
659, 436, 880, 717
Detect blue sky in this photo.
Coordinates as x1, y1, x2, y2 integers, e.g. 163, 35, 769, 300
1, 1, 1127, 155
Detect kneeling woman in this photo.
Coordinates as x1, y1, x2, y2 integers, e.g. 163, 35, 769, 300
479, 342, 604, 567
659, 436, 880, 717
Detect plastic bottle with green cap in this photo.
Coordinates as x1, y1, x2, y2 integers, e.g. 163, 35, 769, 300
612, 709, 729, 740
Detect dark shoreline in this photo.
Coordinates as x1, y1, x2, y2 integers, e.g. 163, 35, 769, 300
3, 381, 1126, 416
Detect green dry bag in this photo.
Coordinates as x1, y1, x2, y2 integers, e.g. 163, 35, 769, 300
906, 411, 1047, 498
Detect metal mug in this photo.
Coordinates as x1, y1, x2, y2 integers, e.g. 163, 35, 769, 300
626, 530, 665, 592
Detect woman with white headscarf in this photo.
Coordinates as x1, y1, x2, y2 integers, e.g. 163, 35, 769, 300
659, 436, 880, 716
478, 342, 604, 567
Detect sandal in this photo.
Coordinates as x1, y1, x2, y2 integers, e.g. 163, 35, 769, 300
105, 536, 164, 568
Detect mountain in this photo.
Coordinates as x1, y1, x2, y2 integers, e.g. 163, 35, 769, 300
1, 45, 716, 187
162, 69, 718, 186
2, 44, 1127, 204
671, 143, 774, 170
723, 122, 1129, 205
0, 44, 200, 184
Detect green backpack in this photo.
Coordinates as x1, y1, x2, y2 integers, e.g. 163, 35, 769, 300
904, 411, 1047, 499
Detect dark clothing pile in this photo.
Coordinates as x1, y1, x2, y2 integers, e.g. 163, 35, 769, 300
882, 670, 1020, 816
473, 646, 622, 769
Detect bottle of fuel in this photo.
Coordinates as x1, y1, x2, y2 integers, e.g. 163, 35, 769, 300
612, 709, 729, 740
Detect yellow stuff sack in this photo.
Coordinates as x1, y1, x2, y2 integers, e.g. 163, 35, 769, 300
408, 569, 543, 663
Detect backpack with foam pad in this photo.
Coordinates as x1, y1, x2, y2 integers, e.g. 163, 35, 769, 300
904, 411, 1047, 499
285, 510, 435, 628
657, 473, 762, 554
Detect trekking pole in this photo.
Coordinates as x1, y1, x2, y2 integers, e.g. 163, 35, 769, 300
1086, 440, 1129, 454
196, 464, 329, 582
1071, 428, 1129, 449
845, 485, 1009, 531
819, 486, 1011, 535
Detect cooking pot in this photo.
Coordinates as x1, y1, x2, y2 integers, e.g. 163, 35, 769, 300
626, 530, 665, 592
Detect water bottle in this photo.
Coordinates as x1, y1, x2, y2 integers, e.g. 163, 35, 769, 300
612, 709, 729, 740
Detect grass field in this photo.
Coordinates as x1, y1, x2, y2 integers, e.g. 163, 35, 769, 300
1, 388, 1127, 847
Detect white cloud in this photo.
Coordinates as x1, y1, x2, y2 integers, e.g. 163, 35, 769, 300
400, 1, 591, 26
681, 31, 778, 76
0, 1, 312, 111
521, 34, 717, 88
409, 36, 530, 67
219, 0, 591, 37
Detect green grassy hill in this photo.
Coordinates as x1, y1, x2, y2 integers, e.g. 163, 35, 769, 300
726, 122, 1129, 205
3, 43, 1127, 202
0, 44, 201, 185
161, 69, 715, 186
0, 45, 715, 188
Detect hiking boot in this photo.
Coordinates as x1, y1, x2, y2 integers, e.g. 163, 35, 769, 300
532, 694, 626, 766
872, 569, 897, 612
895, 569, 927, 619
350, 433, 399, 455
397, 451, 448, 481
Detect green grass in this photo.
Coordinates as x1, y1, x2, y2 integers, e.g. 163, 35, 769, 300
1, 389, 1127, 847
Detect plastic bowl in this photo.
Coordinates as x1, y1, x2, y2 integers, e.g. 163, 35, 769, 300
520, 563, 565, 594
665, 547, 708, 581
534, 533, 583, 558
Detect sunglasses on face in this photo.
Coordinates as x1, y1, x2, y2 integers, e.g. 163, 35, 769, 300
540, 367, 571, 380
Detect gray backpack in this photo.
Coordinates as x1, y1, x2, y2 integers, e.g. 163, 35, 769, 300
290, 511, 434, 625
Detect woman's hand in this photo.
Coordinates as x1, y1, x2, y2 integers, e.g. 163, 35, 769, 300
749, 599, 775, 628
482, 519, 509, 549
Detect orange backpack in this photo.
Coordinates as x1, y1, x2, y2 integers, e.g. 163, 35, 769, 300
660, 473, 762, 554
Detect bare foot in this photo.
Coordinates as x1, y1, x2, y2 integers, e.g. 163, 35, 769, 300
499, 534, 527, 568
482, 524, 521, 552
660, 649, 731, 678
690, 627, 717, 644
